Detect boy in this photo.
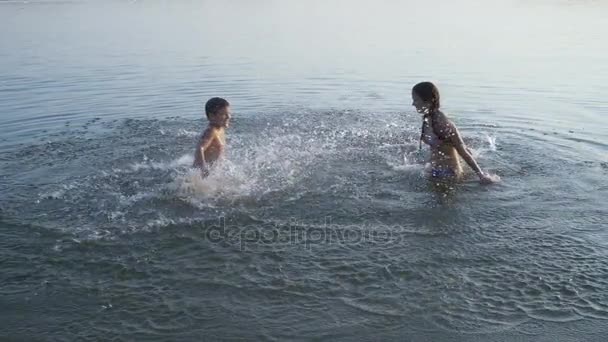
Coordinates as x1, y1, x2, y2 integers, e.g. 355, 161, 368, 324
193, 97, 231, 177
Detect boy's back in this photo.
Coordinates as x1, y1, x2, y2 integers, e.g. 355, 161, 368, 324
193, 126, 225, 169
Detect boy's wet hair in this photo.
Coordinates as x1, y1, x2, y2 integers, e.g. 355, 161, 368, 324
413, 82, 440, 112
205, 97, 230, 119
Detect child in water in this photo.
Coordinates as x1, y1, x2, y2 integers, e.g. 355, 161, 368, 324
411, 82, 499, 184
193, 97, 231, 177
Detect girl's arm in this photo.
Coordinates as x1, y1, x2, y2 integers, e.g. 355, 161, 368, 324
434, 114, 497, 183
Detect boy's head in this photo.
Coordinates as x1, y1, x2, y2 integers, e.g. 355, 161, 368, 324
205, 97, 231, 128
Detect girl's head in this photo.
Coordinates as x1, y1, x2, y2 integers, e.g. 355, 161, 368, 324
411, 82, 440, 114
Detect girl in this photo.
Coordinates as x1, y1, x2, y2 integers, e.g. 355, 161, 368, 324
412, 82, 499, 184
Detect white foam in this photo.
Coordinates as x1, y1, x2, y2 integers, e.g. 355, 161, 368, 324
145, 214, 176, 228
389, 162, 426, 174
118, 191, 157, 206
39, 183, 78, 200
130, 154, 193, 171
486, 134, 498, 151
176, 129, 199, 137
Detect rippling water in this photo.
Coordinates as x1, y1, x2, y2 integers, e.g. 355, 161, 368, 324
1, 0, 608, 340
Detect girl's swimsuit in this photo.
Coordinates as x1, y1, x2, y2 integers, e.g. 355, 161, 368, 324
431, 168, 456, 178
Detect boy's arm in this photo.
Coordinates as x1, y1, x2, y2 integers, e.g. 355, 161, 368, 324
193, 128, 215, 170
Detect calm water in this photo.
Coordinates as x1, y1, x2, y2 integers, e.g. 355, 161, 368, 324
1, 0, 608, 340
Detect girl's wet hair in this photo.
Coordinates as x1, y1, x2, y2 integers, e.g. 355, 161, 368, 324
412, 82, 440, 112
414, 82, 441, 149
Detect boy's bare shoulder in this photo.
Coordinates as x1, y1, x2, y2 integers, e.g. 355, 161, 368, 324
200, 126, 219, 140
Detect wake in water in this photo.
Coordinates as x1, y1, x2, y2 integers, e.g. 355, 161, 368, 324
0, 109, 500, 239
